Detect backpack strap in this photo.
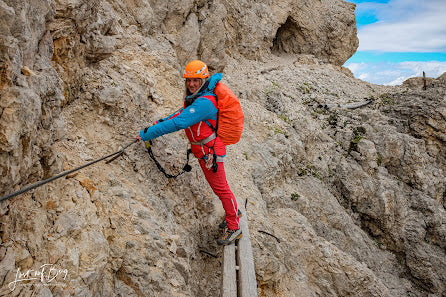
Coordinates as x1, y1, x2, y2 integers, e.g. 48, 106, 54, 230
190, 132, 217, 146
203, 120, 216, 132
215, 89, 220, 134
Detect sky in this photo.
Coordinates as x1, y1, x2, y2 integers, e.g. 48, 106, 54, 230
343, 0, 446, 85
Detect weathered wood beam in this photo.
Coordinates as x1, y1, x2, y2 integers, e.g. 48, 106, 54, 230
237, 211, 258, 297
222, 242, 237, 297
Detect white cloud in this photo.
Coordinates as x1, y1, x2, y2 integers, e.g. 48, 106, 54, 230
345, 61, 446, 85
357, 0, 446, 52
398, 61, 446, 77
344, 62, 368, 73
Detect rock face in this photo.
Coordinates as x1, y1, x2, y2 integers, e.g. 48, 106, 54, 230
0, 0, 358, 221
271, 0, 358, 66
1, 1, 444, 297
0, 0, 64, 194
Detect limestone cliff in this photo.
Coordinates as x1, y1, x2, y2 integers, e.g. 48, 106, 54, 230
1, 0, 445, 296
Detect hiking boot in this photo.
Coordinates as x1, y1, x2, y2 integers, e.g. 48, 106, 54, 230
217, 228, 243, 246
218, 209, 242, 229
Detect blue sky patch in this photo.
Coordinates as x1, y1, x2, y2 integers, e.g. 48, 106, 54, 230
343, 0, 446, 85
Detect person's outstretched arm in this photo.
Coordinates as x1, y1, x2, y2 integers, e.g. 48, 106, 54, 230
139, 97, 217, 141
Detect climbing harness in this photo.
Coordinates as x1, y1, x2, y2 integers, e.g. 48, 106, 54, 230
189, 131, 222, 173
0, 140, 138, 202
144, 140, 192, 178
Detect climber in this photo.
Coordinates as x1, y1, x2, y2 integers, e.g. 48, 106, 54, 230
136, 60, 242, 246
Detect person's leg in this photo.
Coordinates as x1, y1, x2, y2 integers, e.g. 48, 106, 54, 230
199, 159, 240, 230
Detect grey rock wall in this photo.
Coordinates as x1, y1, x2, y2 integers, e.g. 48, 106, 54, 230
1, 0, 64, 195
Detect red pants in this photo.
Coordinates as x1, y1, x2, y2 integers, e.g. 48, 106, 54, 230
199, 159, 239, 230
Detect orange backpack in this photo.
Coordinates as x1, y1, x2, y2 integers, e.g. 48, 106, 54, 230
214, 83, 244, 145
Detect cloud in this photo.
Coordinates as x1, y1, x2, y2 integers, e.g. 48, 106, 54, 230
344, 62, 368, 73
345, 60, 446, 85
399, 61, 446, 76
356, 0, 446, 52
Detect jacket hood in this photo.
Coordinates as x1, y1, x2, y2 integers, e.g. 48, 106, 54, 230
206, 73, 222, 91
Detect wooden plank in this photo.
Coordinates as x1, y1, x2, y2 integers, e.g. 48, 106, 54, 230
237, 210, 258, 297
222, 242, 237, 297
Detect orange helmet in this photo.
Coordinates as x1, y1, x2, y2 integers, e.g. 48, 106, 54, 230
183, 60, 209, 79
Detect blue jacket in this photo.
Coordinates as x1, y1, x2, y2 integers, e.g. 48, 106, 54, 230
140, 73, 223, 141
